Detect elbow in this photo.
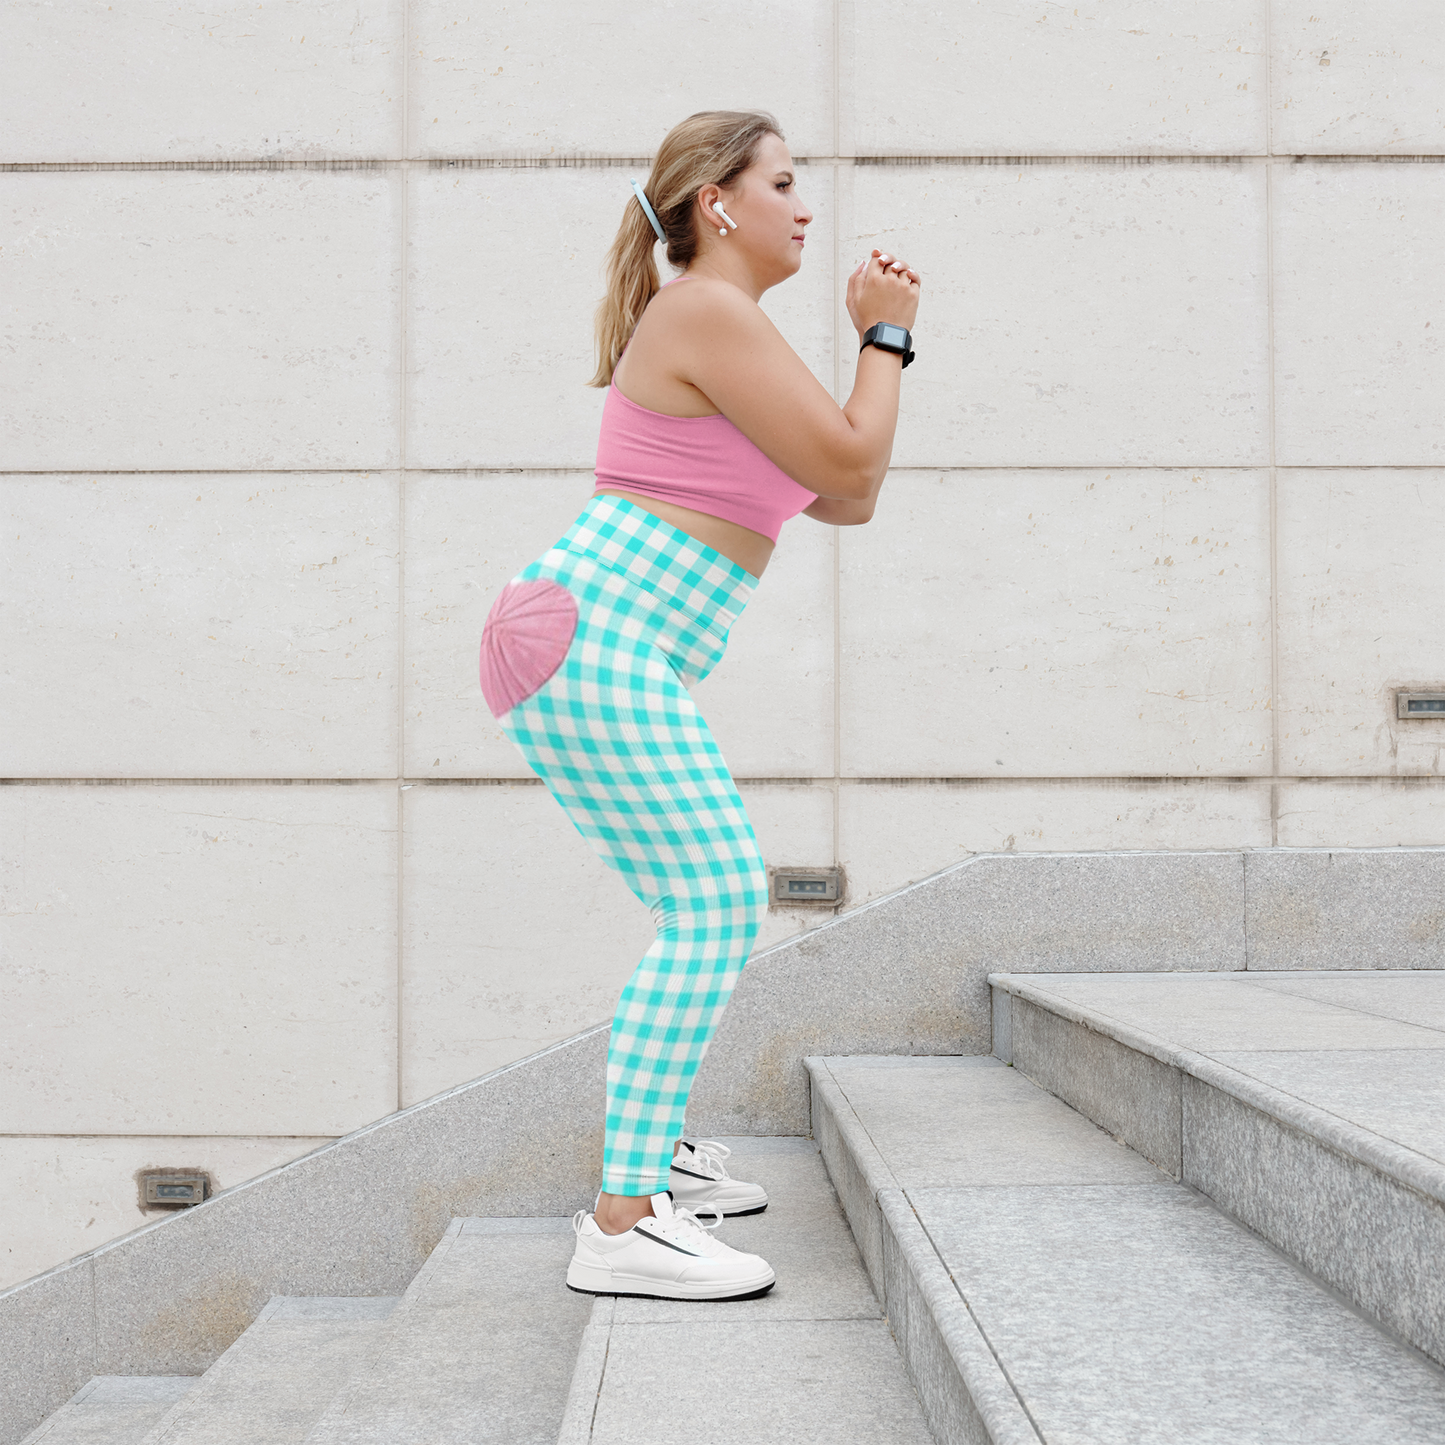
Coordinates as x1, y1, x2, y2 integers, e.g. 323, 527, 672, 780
815, 461, 878, 503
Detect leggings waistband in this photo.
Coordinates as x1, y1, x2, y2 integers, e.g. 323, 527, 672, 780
553, 495, 756, 634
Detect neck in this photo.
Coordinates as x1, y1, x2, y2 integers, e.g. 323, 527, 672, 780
686, 248, 768, 303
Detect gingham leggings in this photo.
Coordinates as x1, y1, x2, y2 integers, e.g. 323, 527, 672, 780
481, 495, 768, 1196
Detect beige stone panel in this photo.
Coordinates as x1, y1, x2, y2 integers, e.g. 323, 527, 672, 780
1, 171, 401, 471
0, 1, 404, 163
406, 474, 835, 779
404, 472, 595, 779
839, 162, 1269, 467
1276, 470, 1445, 775
841, 0, 1266, 157
3, 474, 399, 779
0, 785, 397, 1136
408, 0, 831, 158
742, 781, 837, 950
1276, 780, 1445, 847
400, 782, 655, 1106
840, 780, 1271, 908
0, 1135, 328, 1293
1274, 164, 1445, 466
1273, 2, 1445, 154
839, 470, 1273, 777
405, 165, 834, 469
690, 519, 835, 778
399, 781, 831, 1105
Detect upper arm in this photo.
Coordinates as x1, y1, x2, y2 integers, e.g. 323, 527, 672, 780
664, 283, 873, 500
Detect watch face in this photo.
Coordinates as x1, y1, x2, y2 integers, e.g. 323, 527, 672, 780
875, 323, 908, 350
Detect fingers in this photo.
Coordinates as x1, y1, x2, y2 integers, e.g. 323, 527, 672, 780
865, 250, 919, 283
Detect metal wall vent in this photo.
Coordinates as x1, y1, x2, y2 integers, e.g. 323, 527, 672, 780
1396, 691, 1445, 719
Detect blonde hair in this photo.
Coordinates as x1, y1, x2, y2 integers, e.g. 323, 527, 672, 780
588, 110, 783, 389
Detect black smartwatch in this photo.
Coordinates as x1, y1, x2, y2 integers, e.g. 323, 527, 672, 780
860, 322, 914, 368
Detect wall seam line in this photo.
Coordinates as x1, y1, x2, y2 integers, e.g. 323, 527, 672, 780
395, 0, 411, 1115
832, 0, 843, 871
1264, 0, 1281, 848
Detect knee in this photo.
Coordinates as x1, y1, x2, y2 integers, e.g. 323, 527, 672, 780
666, 850, 768, 948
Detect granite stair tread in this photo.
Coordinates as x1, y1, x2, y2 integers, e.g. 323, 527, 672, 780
810, 1052, 1445, 1445
299, 1216, 592, 1444
17, 1379, 197, 1445
989, 969, 1445, 1364
557, 1136, 934, 1444
135, 1296, 400, 1445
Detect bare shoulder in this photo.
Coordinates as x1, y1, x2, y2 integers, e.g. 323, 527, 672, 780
653, 276, 770, 332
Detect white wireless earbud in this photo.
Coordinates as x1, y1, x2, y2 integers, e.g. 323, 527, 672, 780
711, 200, 738, 235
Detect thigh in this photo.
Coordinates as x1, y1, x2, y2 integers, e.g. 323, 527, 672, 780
502, 622, 760, 909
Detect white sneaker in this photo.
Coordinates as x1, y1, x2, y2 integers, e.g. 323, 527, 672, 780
566, 1192, 775, 1301
669, 1139, 769, 1217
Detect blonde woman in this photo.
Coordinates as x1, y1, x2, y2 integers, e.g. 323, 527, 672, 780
479, 111, 920, 1299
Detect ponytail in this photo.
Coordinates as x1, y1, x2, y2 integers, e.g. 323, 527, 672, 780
588, 110, 783, 389
590, 197, 663, 389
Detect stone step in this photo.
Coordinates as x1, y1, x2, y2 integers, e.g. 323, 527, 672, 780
809, 1053, 1445, 1445
18, 1379, 196, 1445
988, 968, 1445, 1365
556, 1137, 934, 1445
301, 1218, 592, 1444
135, 1297, 399, 1445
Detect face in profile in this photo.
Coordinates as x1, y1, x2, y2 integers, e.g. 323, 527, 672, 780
716, 131, 813, 284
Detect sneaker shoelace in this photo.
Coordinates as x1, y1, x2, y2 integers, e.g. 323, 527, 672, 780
572, 1200, 723, 1241
680, 1139, 734, 1181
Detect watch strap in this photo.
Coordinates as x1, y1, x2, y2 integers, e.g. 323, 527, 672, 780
859, 323, 915, 369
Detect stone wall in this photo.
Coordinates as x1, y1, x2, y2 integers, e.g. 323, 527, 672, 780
3, 1, 1444, 1289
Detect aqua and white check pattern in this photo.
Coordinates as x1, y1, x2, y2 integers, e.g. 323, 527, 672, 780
496, 496, 768, 1195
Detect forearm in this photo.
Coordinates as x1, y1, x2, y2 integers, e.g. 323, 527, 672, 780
805, 442, 892, 525
836, 344, 903, 491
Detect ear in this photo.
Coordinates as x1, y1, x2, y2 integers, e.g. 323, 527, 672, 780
694, 182, 728, 227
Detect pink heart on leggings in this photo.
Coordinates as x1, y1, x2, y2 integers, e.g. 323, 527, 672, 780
478, 579, 579, 718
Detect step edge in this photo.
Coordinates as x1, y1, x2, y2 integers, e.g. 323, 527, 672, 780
555, 1298, 614, 1445
807, 1059, 1041, 1445
988, 974, 1445, 1208
299, 1219, 469, 1445
20, 1378, 199, 1445
878, 1190, 1045, 1445
136, 1295, 405, 1445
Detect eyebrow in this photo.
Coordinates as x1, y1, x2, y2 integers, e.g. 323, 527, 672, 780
774, 171, 795, 183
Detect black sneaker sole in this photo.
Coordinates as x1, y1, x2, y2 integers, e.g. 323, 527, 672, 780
721, 1203, 768, 1217
566, 1279, 776, 1302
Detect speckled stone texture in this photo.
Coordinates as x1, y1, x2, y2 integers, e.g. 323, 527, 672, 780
16, 1377, 196, 1445
879, 1192, 1043, 1445
1008, 996, 1183, 1176
559, 1140, 932, 1445
1245, 847, 1445, 970
1184, 1077, 1445, 1367
920, 1184, 1445, 1443
1, 1257, 95, 1445
690, 849, 1245, 1136
989, 969, 1445, 1366
305, 1217, 589, 1445
816, 1052, 1445, 1445
137, 1296, 400, 1445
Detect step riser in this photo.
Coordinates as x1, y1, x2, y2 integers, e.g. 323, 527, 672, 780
994, 985, 1445, 1367
810, 1062, 1042, 1445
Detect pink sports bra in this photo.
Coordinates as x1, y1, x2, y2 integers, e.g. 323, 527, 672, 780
593, 278, 817, 544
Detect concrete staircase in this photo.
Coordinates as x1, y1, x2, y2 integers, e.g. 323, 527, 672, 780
812, 968, 1445, 1442
18, 967, 1445, 1443
20, 1140, 932, 1445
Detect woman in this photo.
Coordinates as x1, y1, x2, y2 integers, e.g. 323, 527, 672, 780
479, 110, 920, 1300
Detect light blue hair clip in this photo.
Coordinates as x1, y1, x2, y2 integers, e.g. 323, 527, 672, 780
630, 178, 666, 243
